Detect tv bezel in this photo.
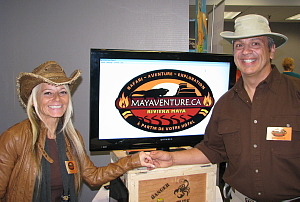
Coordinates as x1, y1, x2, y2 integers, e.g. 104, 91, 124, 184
89, 49, 237, 151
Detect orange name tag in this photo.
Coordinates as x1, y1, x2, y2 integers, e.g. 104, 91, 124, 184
266, 127, 292, 141
65, 161, 78, 174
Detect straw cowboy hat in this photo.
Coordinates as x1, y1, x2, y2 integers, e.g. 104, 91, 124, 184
17, 61, 81, 107
220, 14, 288, 48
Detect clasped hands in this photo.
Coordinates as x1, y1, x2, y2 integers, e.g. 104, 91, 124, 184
138, 150, 173, 169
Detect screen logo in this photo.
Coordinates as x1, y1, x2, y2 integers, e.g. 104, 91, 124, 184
115, 69, 214, 133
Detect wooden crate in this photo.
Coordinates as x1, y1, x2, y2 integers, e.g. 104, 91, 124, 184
110, 150, 217, 202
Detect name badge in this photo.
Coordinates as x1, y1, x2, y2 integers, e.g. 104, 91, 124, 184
65, 161, 78, 174
266, 127, 292, 141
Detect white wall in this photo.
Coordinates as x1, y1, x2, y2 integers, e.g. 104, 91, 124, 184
0, 1, 188, 201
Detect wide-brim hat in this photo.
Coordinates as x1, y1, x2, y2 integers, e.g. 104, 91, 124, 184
220, 14, 288, 48
17, 61, 81, 107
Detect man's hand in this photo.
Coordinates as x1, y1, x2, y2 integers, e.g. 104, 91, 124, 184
149, 150, 173, 168
150, 148, 210, 167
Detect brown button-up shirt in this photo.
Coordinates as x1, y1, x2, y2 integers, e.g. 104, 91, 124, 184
195, 66, 300, 201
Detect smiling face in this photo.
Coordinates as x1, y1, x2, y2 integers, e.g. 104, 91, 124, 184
36, 83, 69, 124
233, 36, 276, 79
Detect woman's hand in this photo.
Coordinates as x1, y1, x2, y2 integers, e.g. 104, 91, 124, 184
138, 151, 155, 169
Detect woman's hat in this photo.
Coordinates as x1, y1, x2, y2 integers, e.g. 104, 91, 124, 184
220, 14, 288, 48
17, 61, 81, 107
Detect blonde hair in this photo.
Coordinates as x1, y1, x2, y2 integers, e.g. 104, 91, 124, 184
27, 83, 86, 192
282, 57, 294, 71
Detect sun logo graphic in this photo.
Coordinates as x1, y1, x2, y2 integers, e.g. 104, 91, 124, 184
115, 69, 214, 133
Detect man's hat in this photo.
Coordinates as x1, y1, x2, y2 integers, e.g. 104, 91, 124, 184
220, 14, 288, 48
17, 61, 81, 107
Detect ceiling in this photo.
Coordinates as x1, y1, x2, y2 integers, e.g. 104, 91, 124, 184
189, 5, 300, 23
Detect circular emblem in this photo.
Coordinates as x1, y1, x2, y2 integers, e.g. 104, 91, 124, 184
115, 69, 214, 133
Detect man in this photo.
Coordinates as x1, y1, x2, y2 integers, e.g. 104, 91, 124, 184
150, 14, 300, 201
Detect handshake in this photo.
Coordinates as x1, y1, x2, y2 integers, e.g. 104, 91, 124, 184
135, 148, 208, 169
137, 150, 173, 169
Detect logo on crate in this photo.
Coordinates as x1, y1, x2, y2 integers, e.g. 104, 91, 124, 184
174, 179, 190, 198
115, 69, 214, 133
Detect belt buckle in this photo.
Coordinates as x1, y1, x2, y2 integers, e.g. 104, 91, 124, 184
245, 198, 256, 202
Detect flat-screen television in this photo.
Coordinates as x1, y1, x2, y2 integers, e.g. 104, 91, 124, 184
90, 49, 237, 151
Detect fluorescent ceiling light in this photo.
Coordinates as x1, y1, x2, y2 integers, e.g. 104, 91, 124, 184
286, 14, 300, 20
224, 12, 241, 19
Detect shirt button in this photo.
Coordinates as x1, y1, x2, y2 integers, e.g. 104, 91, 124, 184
255, 169, 259, 173
253, 144, 258, 148
258, 192, 261, 196
254, 120, 258, 124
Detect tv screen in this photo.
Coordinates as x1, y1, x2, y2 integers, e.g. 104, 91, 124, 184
90, 49, 236, 151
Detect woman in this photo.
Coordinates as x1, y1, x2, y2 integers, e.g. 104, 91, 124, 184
0, 61, 154, 202
282, 57, 300, 79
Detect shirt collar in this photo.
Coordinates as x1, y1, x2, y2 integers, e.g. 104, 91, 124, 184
232, 65, 281, 97
264, 65, 282, 94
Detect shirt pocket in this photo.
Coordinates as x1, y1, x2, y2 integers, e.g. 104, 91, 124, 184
218, 118, 241, 161
270, 115, 300, 158
269, 116, 300, 191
